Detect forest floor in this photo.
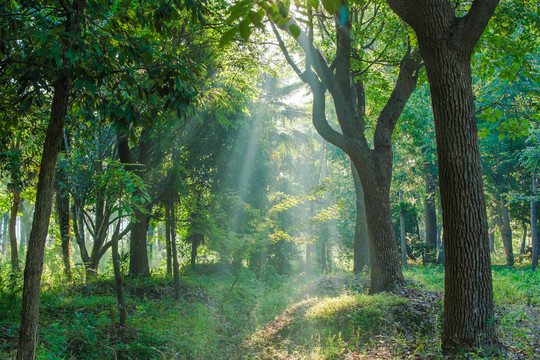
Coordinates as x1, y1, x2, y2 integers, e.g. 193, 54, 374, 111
0, 265, 539, 359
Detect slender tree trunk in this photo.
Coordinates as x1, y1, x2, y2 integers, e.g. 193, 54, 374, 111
165, 204, 172, 276
399, 189, 407, 269
352, 162, 369, 273
532, 168, 538, 271
2, 214, 9, 255
424, 161, 437, 263
19, 199, 30, 251
190, 234, 201, 269
17, 77, 72, 360
111, 222, 127, 326
170, 198, 181, 300
489, 223, 495, 253
305, 243, 312, 274
500, 194, 514, 266
55, 187, 71, 279
9, 188, 21, 272
520, 221, 527, 255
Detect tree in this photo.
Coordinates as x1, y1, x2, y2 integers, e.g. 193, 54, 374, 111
386, 0, 500, 353
223, 0, 422, 291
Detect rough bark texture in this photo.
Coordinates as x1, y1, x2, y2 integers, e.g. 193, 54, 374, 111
352, 162, 369, 273
17, 77, 71, 360
9, 188, 21, 272
500, 195, 514, 266
386, 0, 499, 352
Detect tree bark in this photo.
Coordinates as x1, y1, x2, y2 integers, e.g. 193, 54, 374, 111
9, 188, 21, 272
386, 0, 499, 352
17, 77, 72, 360
361, 175, 405, 292
500, 194, 514, 266
111, 221, 127, 326
55, 186, 71, 279
399, 189, 407, 269
352, 162, 369, 273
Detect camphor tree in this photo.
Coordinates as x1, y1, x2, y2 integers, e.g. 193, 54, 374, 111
385, 0, 500, 353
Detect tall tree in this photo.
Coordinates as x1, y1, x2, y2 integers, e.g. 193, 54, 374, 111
386, 0, 499, 352
258, 1, 421, 292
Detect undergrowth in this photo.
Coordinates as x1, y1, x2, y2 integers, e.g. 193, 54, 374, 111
0, 264, 538, 359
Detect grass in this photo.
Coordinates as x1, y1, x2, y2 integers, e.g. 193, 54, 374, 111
0, 262, 538, 359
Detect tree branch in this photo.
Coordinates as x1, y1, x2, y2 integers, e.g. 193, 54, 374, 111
458, 0, 501, 52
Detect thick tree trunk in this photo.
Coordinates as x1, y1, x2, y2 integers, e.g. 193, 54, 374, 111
9, 188, 21, 272
361, 175, 405, 293
424, 162, 437, 263
386, 0, 499, 352
419, 36, 495, 354
500, 195, 514, 266
129, 208, 150, 277
128, 126, 152, 277
352, 162, 369, 273
399, 189, 407, 269
17, 76, 71, 360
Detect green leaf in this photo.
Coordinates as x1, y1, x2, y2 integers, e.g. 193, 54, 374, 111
248, 10, 264, 28
239, 19, 251, 41
219, 27, 238, 47
278, 2, 289, 18
307, 0, 319, 9
289, 23, 301, 39
321, 0, 335, 14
